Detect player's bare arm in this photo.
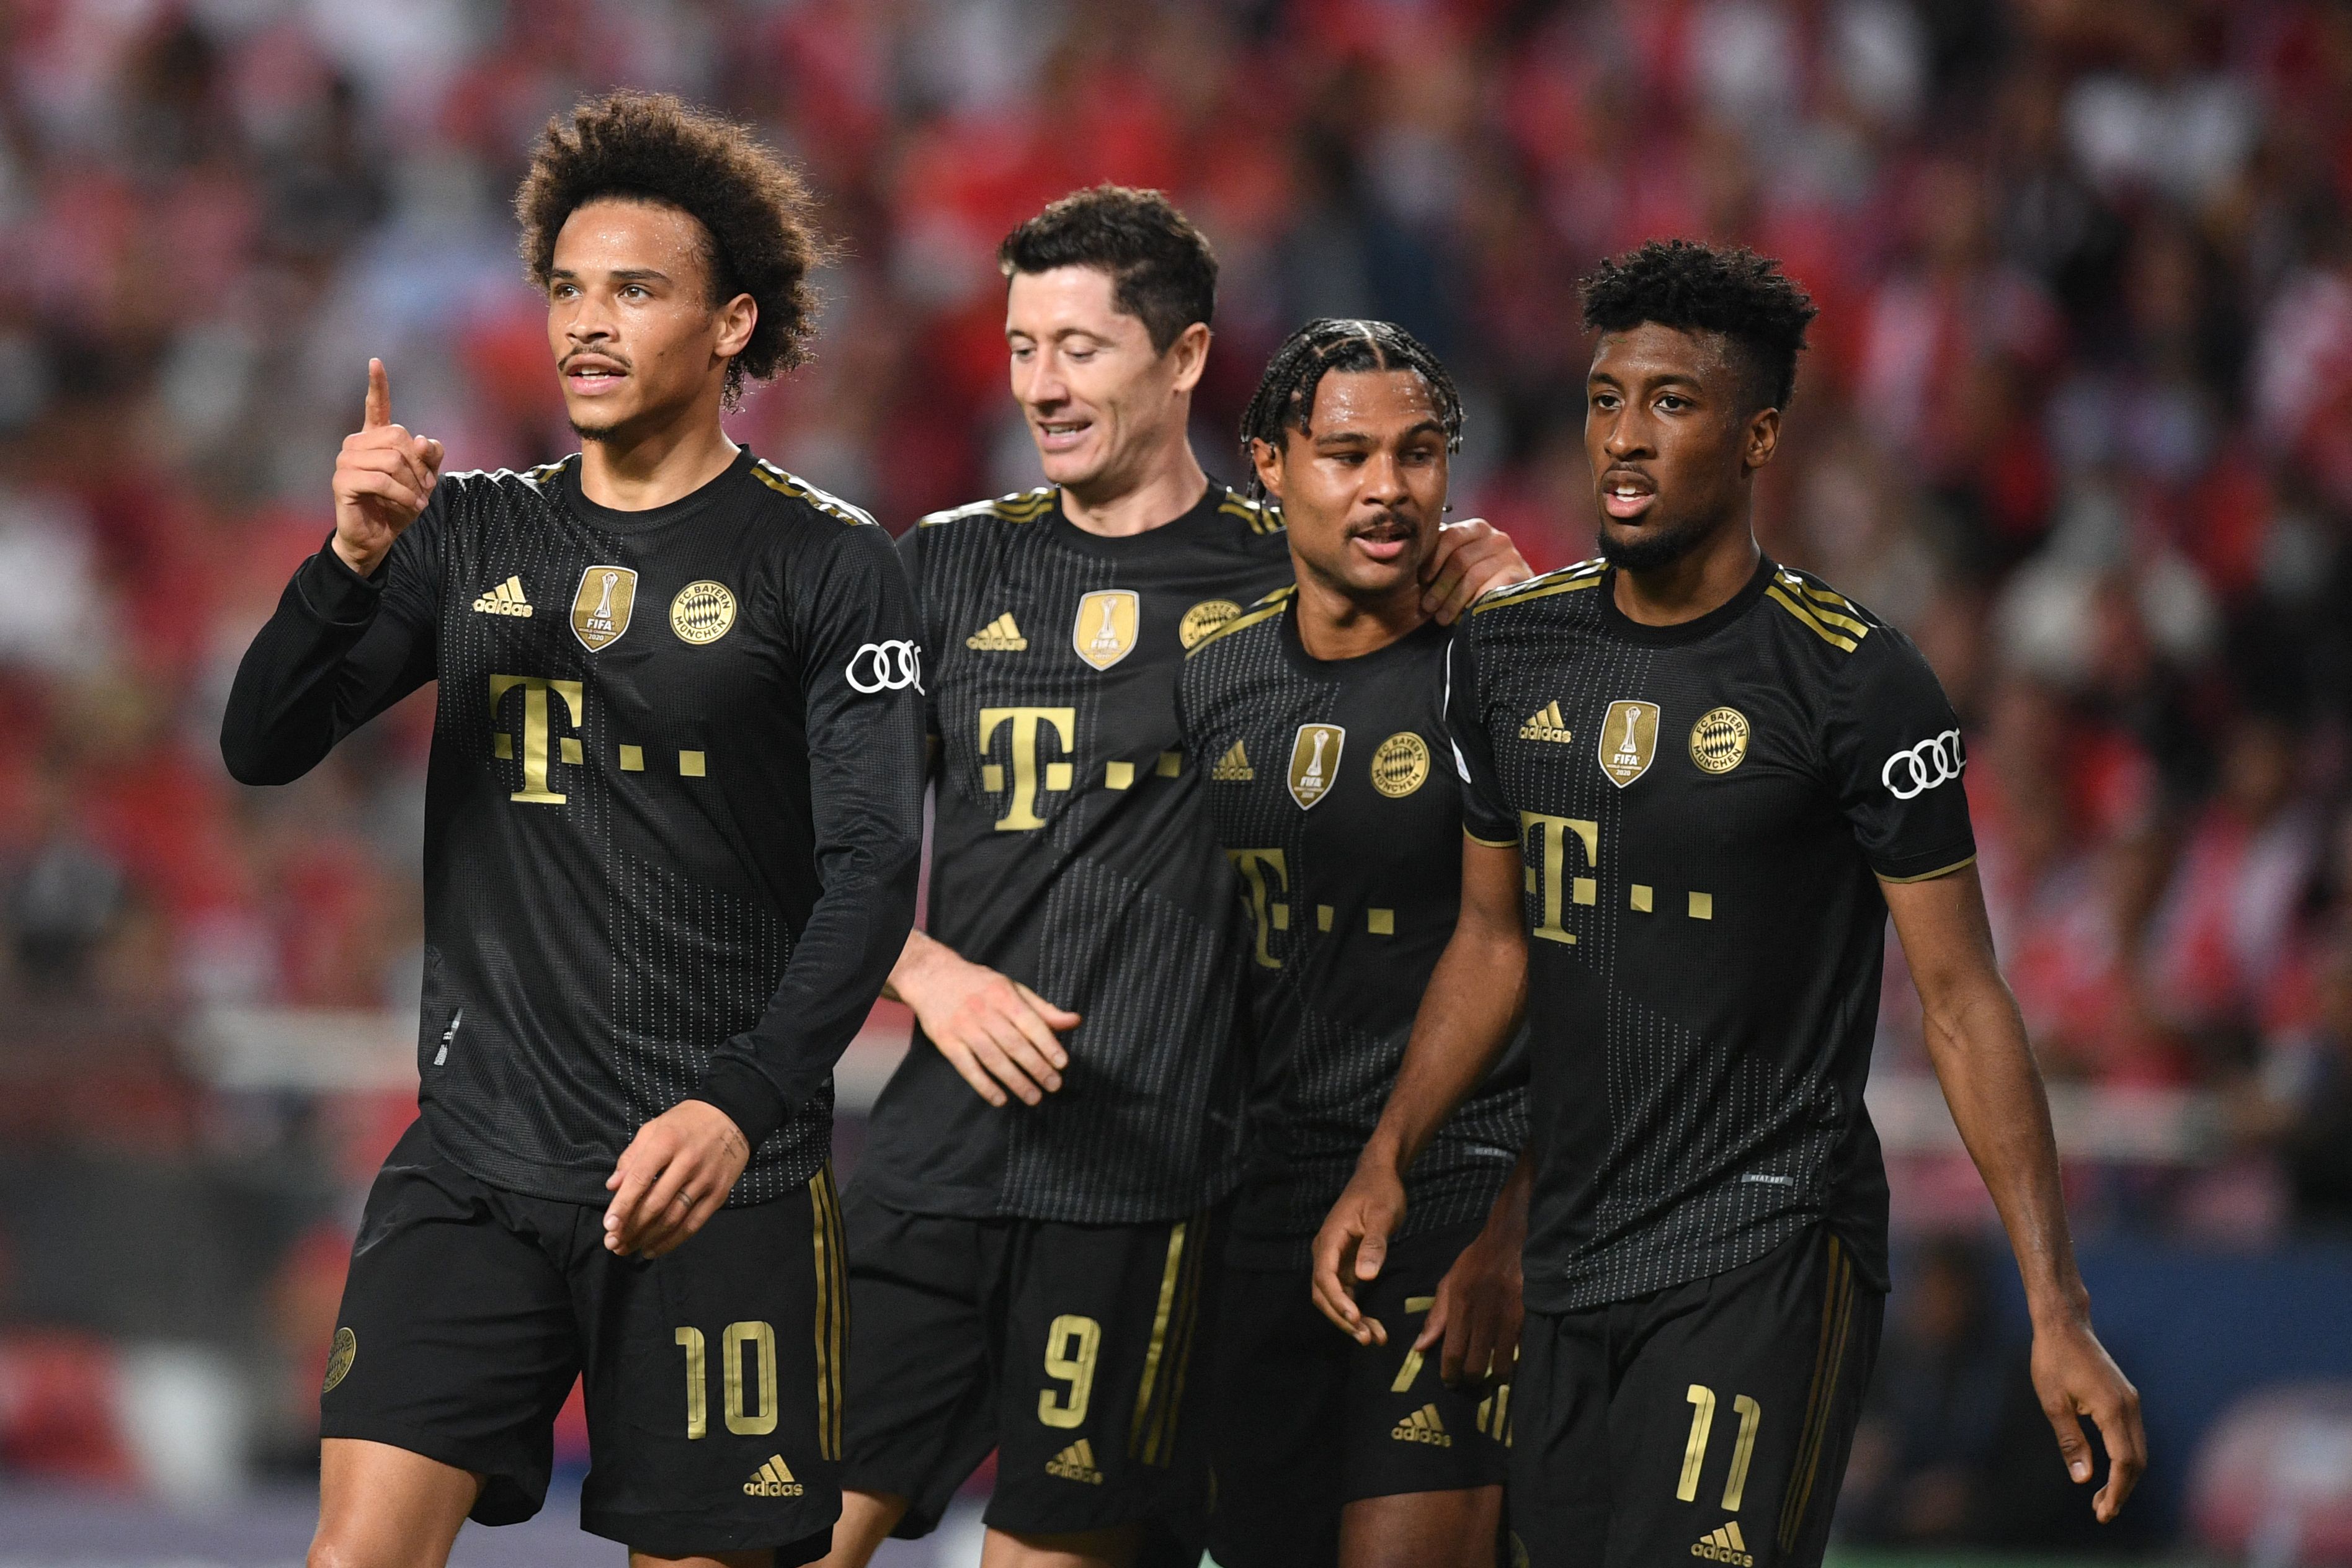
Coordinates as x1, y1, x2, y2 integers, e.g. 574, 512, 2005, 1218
330, 358, 443, 576
1417, 1148, 1530, 1387
1882, 865, 2147, 1522
1419, 516, 1530, 623
885, 929, 1079, 1108
1314, 835, 1525, 1345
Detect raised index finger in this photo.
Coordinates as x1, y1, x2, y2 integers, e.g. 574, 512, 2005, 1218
365, 358, 391, 429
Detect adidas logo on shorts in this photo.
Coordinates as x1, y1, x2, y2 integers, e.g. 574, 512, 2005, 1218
743, 1454, 803, 1498
1691, 1522, 1752, 1566
1519, 701, 1572, 742
966, 612, 1028, 651
1391, 1403, 1453, 1446
472, 576, 534, 617
1045, 1437, 1106, 1484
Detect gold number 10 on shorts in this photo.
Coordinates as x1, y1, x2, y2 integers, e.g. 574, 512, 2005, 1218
1038, 1314, 1103, 1428
1679, 1384, 1762, 1510
674, 1322, 780, 1438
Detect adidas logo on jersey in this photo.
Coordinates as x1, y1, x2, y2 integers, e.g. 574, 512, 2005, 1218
1210, 741, 1255, 782
1045, 1438, 1106, 1484
742, 1454, 803, 1498
472, 576, 533, 617
1392, 1404, 1453, 1446
1691, 1523, 1752, 1566
1519, 701, 1572, 742
966, 612, 1028, 651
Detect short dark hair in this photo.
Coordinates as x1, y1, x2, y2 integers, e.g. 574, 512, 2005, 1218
998, 185, 1217, 354
1579, 239, 1818, 411
515, 90, 827, 404
1237, 318, 1464, 497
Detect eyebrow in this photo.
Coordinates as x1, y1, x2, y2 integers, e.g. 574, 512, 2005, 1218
1311, 419, 1445, 444
548, 267, 672, 283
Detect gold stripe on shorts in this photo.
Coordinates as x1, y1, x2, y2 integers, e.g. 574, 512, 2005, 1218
1778, 1239, 1857, 1552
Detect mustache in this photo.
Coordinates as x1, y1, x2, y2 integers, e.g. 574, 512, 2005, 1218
562, 351, 633, 372
1345, 508, 1420, 537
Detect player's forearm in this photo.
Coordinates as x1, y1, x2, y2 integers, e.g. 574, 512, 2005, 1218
220, 545, 394, 785
1365, 924, 1526, 1178
1921, 973, 2090, 1325
1479, 1147, 1534, 1249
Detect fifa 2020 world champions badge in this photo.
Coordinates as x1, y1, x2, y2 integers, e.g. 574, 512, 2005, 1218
1072, 590, 1139, 670
571, 566, 638, 652
1288, 723, 1345, 809
1598, 699, 1660, 787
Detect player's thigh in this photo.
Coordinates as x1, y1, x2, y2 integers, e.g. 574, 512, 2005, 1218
1340, 1224, 1514, 1514
319, 1121, 581, 1530
837, 1183, 1002, 1539
1504, 1306, 1612, 1568
1337, 1486, 1503, 1568
987, 1209, 1223, 1539
1604, 1228, 1886, 1568
576, 1164, 849, 1567
312, 1438, 480, 1568
1203, 1266, 1348, 1568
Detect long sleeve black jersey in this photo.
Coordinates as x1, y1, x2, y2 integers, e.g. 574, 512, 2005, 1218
1450, 555, 1975, 1312
1178, 590, 1529, 1270
221, 449, 927, 1206
860, 482, 1294, 1225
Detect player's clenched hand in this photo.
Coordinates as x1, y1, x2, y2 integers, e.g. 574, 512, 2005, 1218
894, 938, 1079, 1108
1419, 1216, 1523, 1389
603, 1100, 752, 1259
2030, 1314, 2146, 1523
331, 358, 444, 577
1420, 517, 1532, 625
1312, 1160, 1407, 1347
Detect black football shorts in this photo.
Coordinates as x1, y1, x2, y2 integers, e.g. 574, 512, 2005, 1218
320, 1120, 847, 1562
1507, 1224, 1885, 1568
837, 1183, 1223, 1541
1207, 1221, 1513, 1568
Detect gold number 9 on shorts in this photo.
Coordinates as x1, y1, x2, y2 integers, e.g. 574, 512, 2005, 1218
1038, 1314, 1102, 1429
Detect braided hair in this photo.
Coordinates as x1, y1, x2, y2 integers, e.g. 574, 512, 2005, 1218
1237, 318, 1464, 498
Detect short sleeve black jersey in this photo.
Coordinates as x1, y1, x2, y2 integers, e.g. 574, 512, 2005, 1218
1178, 591, 1529, 1270
1449, 554, 1974, 1312
860, 483, 1294, 1224
221, 450, 927, 1206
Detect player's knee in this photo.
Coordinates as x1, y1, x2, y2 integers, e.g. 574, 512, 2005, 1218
303, 1531, 383, 1568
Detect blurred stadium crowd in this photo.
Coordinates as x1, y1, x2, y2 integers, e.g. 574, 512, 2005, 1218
3, 0, 2352, 1549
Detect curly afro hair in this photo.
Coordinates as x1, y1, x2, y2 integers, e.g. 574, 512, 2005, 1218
999, 185, 1217, 354
515, 90, 828, 405
1579, 239, 1818, 412
1238, 318, 1463, 497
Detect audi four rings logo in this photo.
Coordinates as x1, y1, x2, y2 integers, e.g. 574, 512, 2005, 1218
847, 639, 924, 693
1883, 729, 1966, 799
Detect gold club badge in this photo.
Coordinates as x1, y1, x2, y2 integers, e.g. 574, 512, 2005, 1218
1598, 699, 1661, 788
1288, 723, 1345, 809
571, 565, 638, 652
1072, 589, 1139, 670
1690, 707, 1750, 774
671, 579, 737, 644
1370, 731, 1431, 798
1178, 599, 1243, 649
323, 1326, 357, 1393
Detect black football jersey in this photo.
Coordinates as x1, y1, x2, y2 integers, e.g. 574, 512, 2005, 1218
859, 482, 1294, 1224
1450, 554, 1974, 1312
1178, 591, 1529, 1270
221, 449, 927, 1206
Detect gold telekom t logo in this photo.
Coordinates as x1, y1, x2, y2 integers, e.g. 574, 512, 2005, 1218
490, 675, 586, 804
978, 707, 1076, 831
1225, 849, 1289, 969
1520, 811, 1599, 944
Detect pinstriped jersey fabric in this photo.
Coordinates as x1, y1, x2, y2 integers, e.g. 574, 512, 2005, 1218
221, 449, 926, 1207
1178, 598, 1528, 1270
1450, 555, 1974, 1311
857, 484, 1294, 1224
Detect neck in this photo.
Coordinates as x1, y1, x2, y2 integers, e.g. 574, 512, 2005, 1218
577, 396, 738, 510
1291, 559, 1426, 660
1060, 430, 1211, 538
1611, 512, 1761, 626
